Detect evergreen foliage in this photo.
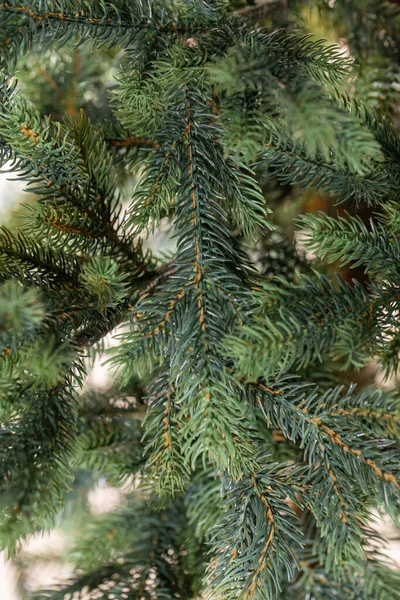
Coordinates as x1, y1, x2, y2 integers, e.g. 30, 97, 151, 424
1, 0, 400, 598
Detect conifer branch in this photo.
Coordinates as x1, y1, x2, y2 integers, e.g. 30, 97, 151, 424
2, 1, 400, 596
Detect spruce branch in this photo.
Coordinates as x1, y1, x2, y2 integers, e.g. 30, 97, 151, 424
2, 1, 400, 597
298, 212, 400, 282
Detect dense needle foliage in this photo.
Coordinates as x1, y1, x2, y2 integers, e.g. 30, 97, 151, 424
1, 0, 400, 598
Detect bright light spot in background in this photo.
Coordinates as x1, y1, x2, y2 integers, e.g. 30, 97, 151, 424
0, 167, 25, 221
88, 483, 123, 515
0, 555, 18, 600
